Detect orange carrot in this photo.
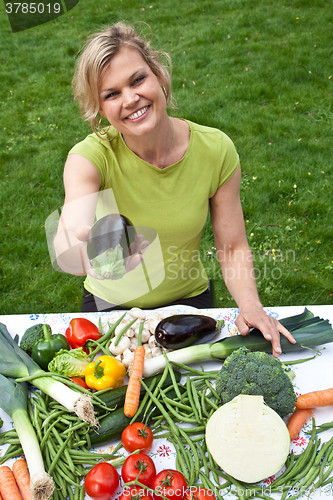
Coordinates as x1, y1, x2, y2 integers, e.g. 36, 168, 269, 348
295, 388, 333, 409
0, 465, 22, 500
124, 345, 145, 418
287, 407, 314, 442
13, 459, 31, 500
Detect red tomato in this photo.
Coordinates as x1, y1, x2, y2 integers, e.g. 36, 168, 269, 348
121, 423, 154, 453
84, 462, 119, 500
121, 453, 156, 487
119, 486, 152, 500
70, 377, 89, 389
184, 487, 216, 500
151, 469, 187, 500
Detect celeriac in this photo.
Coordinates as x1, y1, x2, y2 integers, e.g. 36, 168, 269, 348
205, 395, 290, 483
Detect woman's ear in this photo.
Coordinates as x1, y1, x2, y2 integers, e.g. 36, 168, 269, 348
99, 109, 105, 118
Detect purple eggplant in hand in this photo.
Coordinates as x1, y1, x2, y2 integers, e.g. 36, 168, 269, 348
87, 214, 136, 280
155, 314, 224, 350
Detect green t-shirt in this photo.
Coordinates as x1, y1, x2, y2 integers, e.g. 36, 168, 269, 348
69, 119, 239, 308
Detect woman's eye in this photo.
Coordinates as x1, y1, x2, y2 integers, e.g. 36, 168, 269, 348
133, 75, 146, 85
104, 92, 117, 100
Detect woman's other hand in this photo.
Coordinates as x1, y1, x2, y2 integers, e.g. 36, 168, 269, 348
235, 305, 296, 358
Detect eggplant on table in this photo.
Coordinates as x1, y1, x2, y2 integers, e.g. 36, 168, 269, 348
155, 314, 224, 349
87, 214, 136, 280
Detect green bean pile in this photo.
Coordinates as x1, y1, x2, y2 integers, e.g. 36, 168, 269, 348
140, 358, 333, 500
0, 388, 124, 500
1, 354, 333, 500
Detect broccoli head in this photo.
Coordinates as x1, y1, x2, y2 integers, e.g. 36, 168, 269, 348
20, 324, 52, 356
215, 346, 296, 418
0, 417, 3, 430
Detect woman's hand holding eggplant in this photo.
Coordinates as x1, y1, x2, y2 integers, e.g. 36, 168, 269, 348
75, 226, 103, 279
125, 234, 150, 272
75, 227, 149, 278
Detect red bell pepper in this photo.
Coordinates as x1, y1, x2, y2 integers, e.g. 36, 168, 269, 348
65, 318, 102, 352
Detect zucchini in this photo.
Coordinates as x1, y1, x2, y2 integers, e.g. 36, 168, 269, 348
90, 407, 133, 445
90, 386, 184, 445
94, 371, 181, 414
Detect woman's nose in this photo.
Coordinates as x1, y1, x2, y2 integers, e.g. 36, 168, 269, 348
123, 88, 139, 107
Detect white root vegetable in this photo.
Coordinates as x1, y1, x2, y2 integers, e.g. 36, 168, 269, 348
135, 327, 150, 343
109, 336, 131, 356
143, 345, 153, 359
205, 395, 290, 483
126, 327, 136, 338
121, 348, 135, 368
108, 309, 170, 371
146, 318, 160, 333
148, 335, 158, 348
129, 338, 138, 351
151, 346, 163, 358
129, 307, 146, 320
114, 321, 131, 336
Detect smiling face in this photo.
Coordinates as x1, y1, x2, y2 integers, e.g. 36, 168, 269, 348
99, 46, 168, 140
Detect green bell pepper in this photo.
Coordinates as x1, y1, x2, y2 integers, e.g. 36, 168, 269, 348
32, 324, 70, 370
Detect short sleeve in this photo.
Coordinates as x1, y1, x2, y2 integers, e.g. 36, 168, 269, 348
68, 134, 110, 190
218, 132, 240, 188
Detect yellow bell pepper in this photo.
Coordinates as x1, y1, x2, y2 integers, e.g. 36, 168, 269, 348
84, 355, 126, 390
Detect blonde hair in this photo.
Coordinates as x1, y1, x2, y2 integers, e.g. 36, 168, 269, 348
72, 22, 173, 134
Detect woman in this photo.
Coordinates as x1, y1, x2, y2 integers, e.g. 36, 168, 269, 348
54, 22, 295, 357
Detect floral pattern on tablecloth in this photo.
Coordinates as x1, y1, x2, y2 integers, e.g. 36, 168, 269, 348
1, 306, 333, 500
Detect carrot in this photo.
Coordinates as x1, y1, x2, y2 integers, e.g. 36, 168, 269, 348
13, 459, 31, 500
287, 407, 314, 442
124, 321, 146, 418
295, 388, 333, 409
124, 344, 145, 418
0, 465, 22, 500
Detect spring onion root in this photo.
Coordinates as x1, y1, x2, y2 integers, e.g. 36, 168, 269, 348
31, 473, 55, 500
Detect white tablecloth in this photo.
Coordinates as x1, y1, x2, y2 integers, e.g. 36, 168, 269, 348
1, 305, 333, 499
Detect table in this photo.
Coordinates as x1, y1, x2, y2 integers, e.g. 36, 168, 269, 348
1, 305, 333, 500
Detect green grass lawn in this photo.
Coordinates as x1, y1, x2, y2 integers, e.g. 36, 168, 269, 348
0, 0, 332, 314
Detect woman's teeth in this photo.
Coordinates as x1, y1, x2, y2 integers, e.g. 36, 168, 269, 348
128, 106, 148, 120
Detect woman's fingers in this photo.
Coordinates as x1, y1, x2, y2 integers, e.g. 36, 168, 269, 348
75, 226, 92, 242
236, 312, 296, 358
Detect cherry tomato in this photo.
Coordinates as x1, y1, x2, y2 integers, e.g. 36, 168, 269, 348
184, 487, 216, 500
119, 486, 152, 500
121, 453, 156, 487
151, 469, 187, 500
84, 462, 119, 500
121, 422, 154, 453
70, 377, 89, 389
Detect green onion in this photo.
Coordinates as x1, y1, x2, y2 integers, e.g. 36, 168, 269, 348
0, 323, 97, 426
143, 308, 333, 377
0, 374, 54, 500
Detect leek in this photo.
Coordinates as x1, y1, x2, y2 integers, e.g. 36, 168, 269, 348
143, 308, 333, 377
0, 374, 54, 500
0, 323, 97, 426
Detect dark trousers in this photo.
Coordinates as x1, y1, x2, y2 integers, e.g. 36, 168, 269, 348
81, 287, 213, 312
